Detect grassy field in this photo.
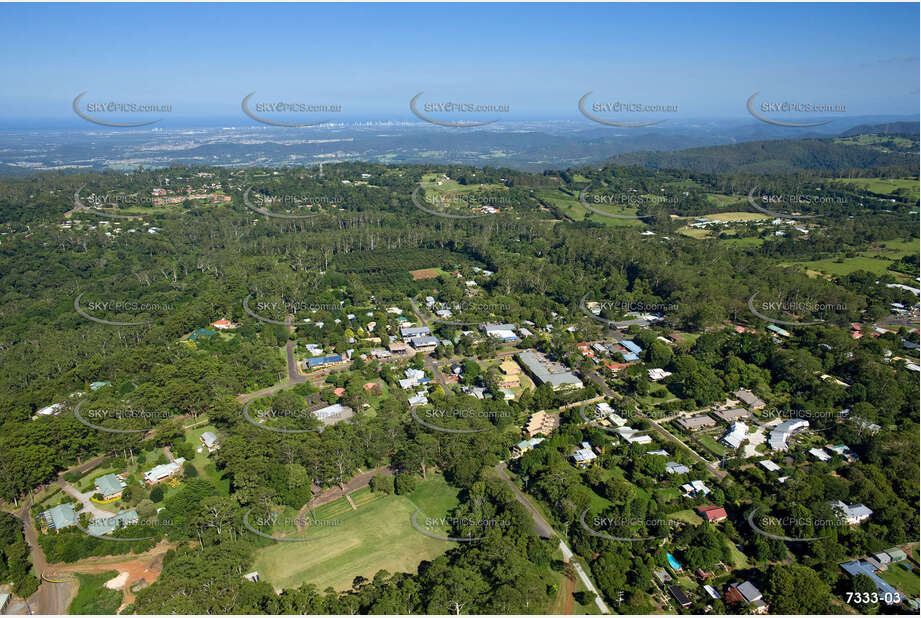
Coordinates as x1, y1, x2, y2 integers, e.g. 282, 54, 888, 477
880, 561, 921, 598
828, 177, 919, 201
252, 476, 460, 592
535, 189, 644, 227
724, 541, 751, 569
788, 238, 919, 278
700, 212, 770, 222
667, 510, 703, 526
68, 571, 123, 615
696, 434, 728, 457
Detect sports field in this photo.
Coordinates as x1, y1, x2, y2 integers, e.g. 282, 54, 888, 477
252, 476, 460, 592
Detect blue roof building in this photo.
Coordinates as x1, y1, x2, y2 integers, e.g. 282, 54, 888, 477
621, 340, 643, 355
840, 561, 900, 603
306, 354, 344, 368
622, 352, 640, 362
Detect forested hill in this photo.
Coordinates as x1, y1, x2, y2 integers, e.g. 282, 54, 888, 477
604, 136, 919, 175
840, 121, 920, 137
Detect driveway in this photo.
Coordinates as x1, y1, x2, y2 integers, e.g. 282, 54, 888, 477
57, 480, 112, 520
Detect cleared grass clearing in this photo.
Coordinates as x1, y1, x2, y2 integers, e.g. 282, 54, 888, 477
668, 509, 703, 526
252, 476, 459, 592
828, 177, 919, 201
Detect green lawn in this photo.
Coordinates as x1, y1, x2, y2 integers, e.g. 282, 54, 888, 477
252, 476, 460, 592
879, 561, 921, 598
696, 434, 728, 457
68, 571, 123, 614
828, 177, 919, 201
724, 541, 751, 569
668, 510, 703, 526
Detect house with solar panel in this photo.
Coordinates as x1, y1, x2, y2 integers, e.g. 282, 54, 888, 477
94, 473, 126, 500
40, 503, 78, 532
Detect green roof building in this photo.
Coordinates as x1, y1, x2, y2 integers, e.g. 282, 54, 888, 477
41, 503, 78, 531
94, 473, 125, 499
87, 509, 139, 536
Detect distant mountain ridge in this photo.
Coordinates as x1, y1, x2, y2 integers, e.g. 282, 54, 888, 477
604, 131, 919, 175
840, 121, 919, 137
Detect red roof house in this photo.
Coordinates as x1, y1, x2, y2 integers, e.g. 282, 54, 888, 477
696, 505, 728, 523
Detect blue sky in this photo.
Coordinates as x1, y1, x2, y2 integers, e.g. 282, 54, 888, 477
1, 2, 918, 122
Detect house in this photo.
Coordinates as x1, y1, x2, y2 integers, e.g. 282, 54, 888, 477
766, 324, 790, 338
89, 381, 112, 391
621, 352, 640, 362
665, 461, 690, 475
305, 354, 344, 369
210, 318, 240, 330
243, 571, 260, 583
572, 445, 597, 468
483, 324, 519, 342
37, 403, 64, 416
826, 444, 859, 462
886, 548, 908, 562
87, 509, 139, 536
809, 447, 831, 462
94, 473, 126, 500
615, 426, 652, 445
667, 585, 691, 608
733, 389, 766, 410
872, 552, 892, 565
720, 421, 749, 450
388, 341, 412, 356
498, 359, 521, 388
408, 394, 428, 407
398, 368, 430, 390
525, 411, 560, 437
840, 561, 901, 604
400, 325, 431, 340
513, 437, 544, 456
830, 500, 873, 525
620, 340, 642, 355
41, 503, 78, 532
726, 581, 766, 612
410, 335, 439, 350
681, 480, 710, 497
311, 403, 352, 425
703, 584, 721, 600
677, 415, 717, 431
0, 593, 9, 614
713, 407, 751, 423
759, 460, 781, 472
769, 418, 809, 450
517, 350, 583, 391
648, 368, 672, 381
696, 505, 728, 523
143, 458, 186, 485
200, 431, 219, 451
499, 359, 520, 375
370, 348, 392, 359
654, 568, 672, 585
646, 449, 669, 456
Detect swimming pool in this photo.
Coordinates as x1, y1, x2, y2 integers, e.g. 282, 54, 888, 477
667, 553, 682, 570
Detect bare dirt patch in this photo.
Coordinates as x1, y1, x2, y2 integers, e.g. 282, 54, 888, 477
410, 268, 439, 280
